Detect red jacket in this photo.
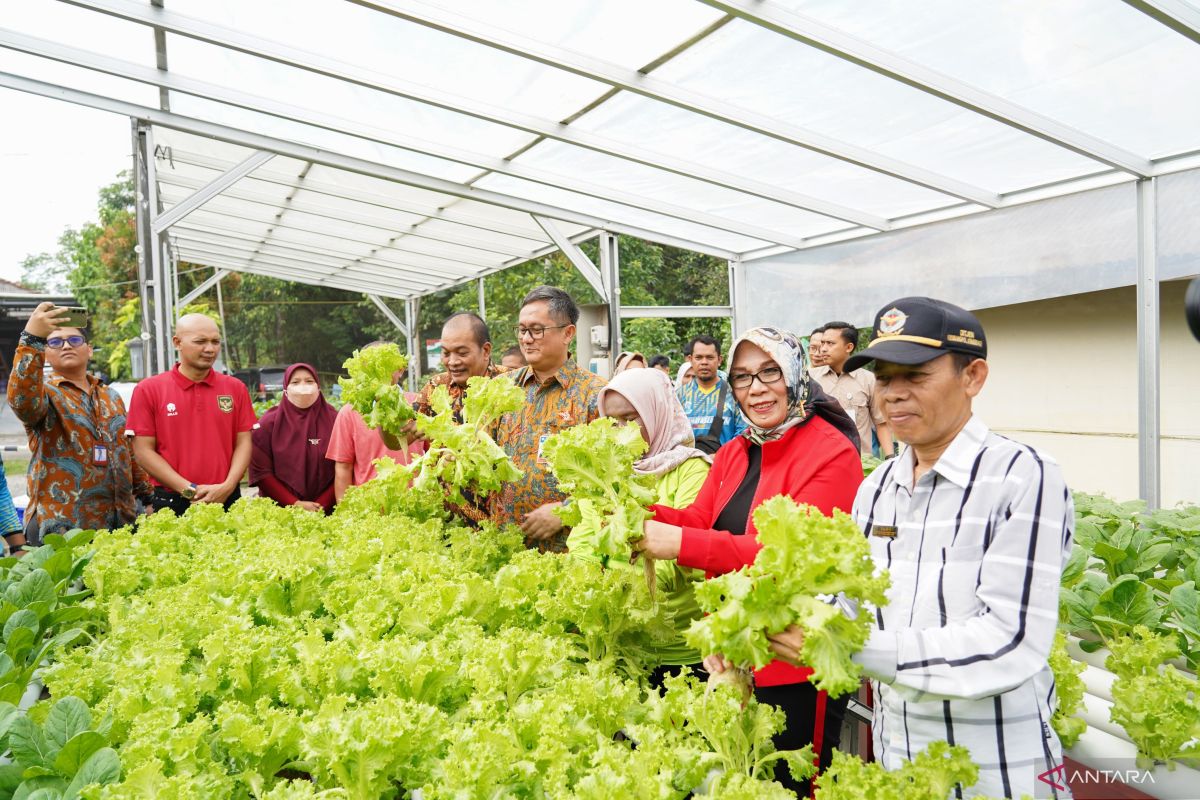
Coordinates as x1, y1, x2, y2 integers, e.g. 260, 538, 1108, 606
651, 415, 863, 686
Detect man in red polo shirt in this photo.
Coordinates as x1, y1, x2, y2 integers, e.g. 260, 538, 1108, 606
127, 314, 256, 515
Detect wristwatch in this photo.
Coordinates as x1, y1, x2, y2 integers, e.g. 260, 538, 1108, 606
180, 483, 198, 500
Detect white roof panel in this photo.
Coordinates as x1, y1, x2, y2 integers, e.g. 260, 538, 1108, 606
3, 0, 1197, 298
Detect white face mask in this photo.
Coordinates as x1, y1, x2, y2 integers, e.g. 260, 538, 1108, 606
287, 383, 319, 409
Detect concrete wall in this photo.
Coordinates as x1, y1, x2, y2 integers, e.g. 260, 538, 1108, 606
971, 281, 1198, 507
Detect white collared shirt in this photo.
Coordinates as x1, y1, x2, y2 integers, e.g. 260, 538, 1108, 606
852, 415, 1074, 798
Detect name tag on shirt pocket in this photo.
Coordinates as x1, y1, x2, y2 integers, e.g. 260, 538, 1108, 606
92, 445, 108, 465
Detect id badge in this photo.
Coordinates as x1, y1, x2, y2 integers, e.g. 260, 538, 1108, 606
536, 433, 551, 468
92, 444, 109, 466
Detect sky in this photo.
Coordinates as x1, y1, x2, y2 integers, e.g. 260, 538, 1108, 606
0, 88, 132, 286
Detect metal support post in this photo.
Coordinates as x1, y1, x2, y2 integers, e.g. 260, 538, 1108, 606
477, 278, 486, 321
215, 270, 232, 369
728, 257, 746, 339
599, 232, 621, 355
366, 294, 408, 337
405, 297, 421, 393
1136, 178, 1161, 509
178, 268, 231, 310
131, 118, 155, 377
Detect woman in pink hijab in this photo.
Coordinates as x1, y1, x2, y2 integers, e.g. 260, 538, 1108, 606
592, 367, 712, 681
249, 363, 338, 513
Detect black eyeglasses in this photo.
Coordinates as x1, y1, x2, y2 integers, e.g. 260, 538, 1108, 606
47, 335, 87, 349
729, 366, 784, 389
515, 324, 569, 340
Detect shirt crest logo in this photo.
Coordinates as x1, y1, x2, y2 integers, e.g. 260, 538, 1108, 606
166, 402, 178, 417
217, 395, 234, 413
878, 307, 907, 336
309, 438, 320, 446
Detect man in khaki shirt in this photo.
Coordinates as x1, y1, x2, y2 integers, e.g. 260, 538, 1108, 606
811, 321, 894, 458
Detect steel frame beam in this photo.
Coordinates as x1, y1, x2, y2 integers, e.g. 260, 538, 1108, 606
54, 0, 890, 230
163, 149, 553, 244
0, 30, 806, 248
0, 72, 741, 260
367, 294, 409, 337
534, 216, 608, 302
155, 171, 537, 258
349, 0, 998, 207
700, 0, 1151, 176
619, 305, 733, 319
1122, 0, 1200, 45
151, 149, 273, 234
176, 267, 230, 309
160, 198, 502, 273
405, 297, 421, 392
168, 226, 448, 288
130, 119, 156, 377
1136, 178, 1160, 509
173, 249, 410, 298
729, 257, 747, 338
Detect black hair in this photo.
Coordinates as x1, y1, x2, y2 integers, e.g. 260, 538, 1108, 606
521, 285, 579, 325
648, 354, 670, 369
443, 311, 491, 346
683, 340, 693, 356
50, 327, 89, 343
502, 345, 524, 360
688, 334, 720, 355
822, 321, 858, 347
810, 326, 826, 336
949, 352, 979, 372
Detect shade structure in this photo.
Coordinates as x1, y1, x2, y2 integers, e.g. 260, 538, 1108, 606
3, 0, 1200, 301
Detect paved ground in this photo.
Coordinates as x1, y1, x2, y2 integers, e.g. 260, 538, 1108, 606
1, 405, 29, 499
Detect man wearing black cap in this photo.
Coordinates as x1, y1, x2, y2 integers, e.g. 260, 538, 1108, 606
768, 297, 1074, 798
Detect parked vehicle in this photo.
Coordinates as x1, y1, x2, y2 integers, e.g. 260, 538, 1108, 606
233, 365, 288, 402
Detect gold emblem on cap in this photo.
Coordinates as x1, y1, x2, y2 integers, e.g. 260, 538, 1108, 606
878, 307, 907, 336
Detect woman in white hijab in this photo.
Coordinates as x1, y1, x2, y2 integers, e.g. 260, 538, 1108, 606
577, 367, 712, 681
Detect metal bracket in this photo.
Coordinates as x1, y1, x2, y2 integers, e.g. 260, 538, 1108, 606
367, 294, 408, 337
534, 216, 607, 302
152, 149, 273, 234
175, 268, 230, 311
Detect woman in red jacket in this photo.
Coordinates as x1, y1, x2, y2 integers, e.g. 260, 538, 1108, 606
639, 326, 863, 794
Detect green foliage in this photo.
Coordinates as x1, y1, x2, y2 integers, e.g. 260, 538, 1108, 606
814, 740, 978, 800
621, 318, 679, 361
687, 497, 890, 697
1048, 630, 1087, 748
545, 418, 657, 563
41, 499, 811, 797
337, 344, 412, 435
1105, 626, 1200, 768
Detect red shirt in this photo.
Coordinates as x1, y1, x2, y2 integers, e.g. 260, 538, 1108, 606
651, 416, 863, 686
126, 365, 257, 485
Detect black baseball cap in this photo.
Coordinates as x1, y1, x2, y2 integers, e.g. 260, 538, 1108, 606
845, 297, 987, 372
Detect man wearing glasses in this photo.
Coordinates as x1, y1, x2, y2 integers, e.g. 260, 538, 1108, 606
6, 302, 152, 549
489, 286, 606, 551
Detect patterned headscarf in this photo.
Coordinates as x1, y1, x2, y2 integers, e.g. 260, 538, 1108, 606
732, 327, 860, 450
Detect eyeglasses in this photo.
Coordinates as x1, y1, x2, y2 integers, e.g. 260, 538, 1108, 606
729, 366, 784, 390
515, 324, 569, 340
47, 336, 87, 349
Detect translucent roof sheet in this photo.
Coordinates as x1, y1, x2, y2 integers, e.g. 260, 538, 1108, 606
3, 0, 1198, 297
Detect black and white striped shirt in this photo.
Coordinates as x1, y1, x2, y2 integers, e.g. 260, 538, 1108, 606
852, 416, 1073, 799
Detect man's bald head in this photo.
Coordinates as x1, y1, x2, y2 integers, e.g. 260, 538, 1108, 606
173, 313, 222, 376
175, 313, 220, 338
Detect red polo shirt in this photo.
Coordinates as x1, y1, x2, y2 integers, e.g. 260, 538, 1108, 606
126, 365, 257, 486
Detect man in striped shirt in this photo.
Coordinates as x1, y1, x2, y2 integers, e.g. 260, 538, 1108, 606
774, 297, 1073, 798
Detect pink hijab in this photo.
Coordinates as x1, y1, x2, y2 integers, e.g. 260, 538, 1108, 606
599, 367, 711, 476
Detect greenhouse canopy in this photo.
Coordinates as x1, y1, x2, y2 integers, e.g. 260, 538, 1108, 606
2, 0, 1199, 504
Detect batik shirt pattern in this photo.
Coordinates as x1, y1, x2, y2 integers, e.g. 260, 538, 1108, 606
413, 363, 509, 422
7, 340, 152, 541
489, 361, 605, 550
676, 377, 746, 445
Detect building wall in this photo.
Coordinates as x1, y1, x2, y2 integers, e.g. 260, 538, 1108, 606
971, 281, 1198, 507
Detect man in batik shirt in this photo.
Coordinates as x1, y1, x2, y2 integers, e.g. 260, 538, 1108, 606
7, 302, 152, 546
412, 312, 507, 423
489, 286, 605, 551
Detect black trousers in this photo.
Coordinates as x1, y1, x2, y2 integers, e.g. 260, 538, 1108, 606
149, 486, 242, 516
755, 681, 848, 797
